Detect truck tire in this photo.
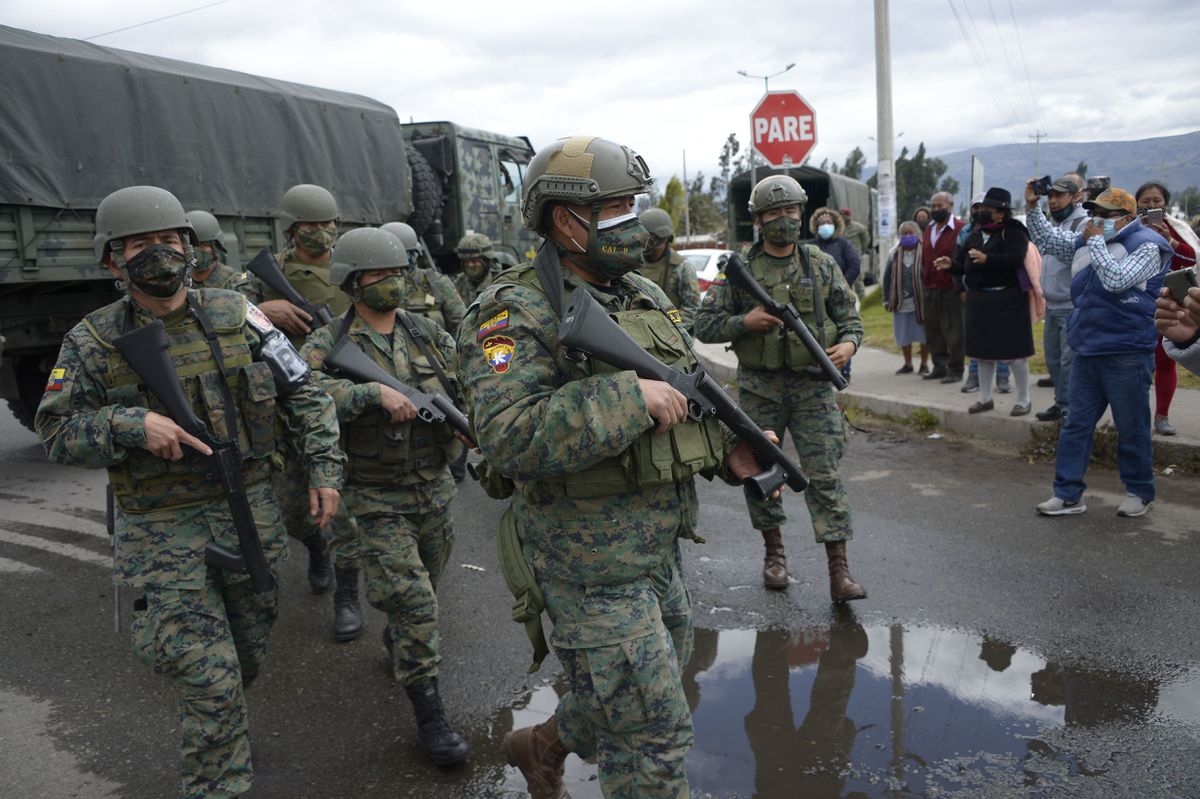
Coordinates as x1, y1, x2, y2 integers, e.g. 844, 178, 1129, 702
406, 143, 443, 239
6, 356, 48, 433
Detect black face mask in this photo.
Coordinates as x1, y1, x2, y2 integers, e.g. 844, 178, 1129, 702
972, 210, 991, 227
124, 244, 189, 298
930, 208, 950, 224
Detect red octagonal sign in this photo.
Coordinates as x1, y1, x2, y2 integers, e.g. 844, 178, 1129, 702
750, 90, 817, 169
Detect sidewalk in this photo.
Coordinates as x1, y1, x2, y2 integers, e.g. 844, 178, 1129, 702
693, 341, 1200, 462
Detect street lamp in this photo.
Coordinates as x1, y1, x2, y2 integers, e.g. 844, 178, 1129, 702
737, 63, 796, 194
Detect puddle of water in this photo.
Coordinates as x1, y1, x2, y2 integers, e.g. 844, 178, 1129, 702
482, 616, 1197, 798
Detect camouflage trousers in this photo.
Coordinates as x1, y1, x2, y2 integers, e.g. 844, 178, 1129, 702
348, 495, 453, 687
737, 367, 853, 542
543, 555, 694, 799
131, 569, 278, 799
273, 455, 360, 565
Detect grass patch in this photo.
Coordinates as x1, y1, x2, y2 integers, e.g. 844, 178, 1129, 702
908, 407, 940, 432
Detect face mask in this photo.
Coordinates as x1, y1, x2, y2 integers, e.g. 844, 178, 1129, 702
931, 208, 950, 224
1050, 205, 1074, 223
295, 226, 336, 256
817, 223, 835, 240
1100, 218, 1120, 241
900, 234, 920, 249
462, 260, 488, 281
359, 274, 403, 311
762, 215, 802, 246
125, 244, 189, 298
192, 246, 216, 276
567, 209, 650, 280
972, 211, 991, 227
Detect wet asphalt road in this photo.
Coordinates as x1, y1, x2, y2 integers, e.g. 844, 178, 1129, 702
2, 410, 1199, 799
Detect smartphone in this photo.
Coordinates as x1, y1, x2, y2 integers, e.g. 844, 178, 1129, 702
1142, 208, 1165, 226
1164, 268, 1198, 303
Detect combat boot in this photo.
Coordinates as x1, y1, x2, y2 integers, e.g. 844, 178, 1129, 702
503, 716, 571, 799
405, 678, 471, 766
333, 567, 364, 642
302, 531, 332, 594
761, 527, 789, 590
825, 541, 867, 603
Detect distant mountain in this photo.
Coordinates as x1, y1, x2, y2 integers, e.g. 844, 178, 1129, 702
868, 130, 1200, 211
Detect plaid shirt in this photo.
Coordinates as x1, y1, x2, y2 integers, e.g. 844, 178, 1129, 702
1027, 207, 1164, 292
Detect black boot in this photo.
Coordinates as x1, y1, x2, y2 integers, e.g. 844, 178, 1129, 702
333, 567, 364, 642
303, 531, 332, 594
405, 678, 470, 766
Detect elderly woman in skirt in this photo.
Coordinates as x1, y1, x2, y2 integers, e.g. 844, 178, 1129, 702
882, 220, 929, 374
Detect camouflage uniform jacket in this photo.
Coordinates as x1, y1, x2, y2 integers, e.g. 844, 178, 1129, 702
301, 311, 458, 515
192, 260, 244, 292
35, 289, 345, 587
400, 266, 467, 334
458, 255, 735, 588
242, 248, 351, 348
695, 243, 862, 368
453, 265, 503, 307
843, 218, 871, 257
637, 248, 701, 331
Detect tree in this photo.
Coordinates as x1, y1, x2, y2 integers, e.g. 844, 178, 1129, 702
841, 146, 866, 180
1075, 161, 1088, 180
687, 193, 725, 237
656, 176, 688, 229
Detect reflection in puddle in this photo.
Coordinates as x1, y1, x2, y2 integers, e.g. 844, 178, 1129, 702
484, 617, 1197, 798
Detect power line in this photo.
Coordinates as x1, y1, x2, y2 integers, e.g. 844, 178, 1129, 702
1007, 0, 1041, 126
84, 0, 231, 41
985, 0, 1036, 123
960, 0, 1028, 131
946, 0, 1021, 142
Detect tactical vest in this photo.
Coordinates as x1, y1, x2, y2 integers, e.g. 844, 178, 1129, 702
84, 291, 277, 512
512, 265, 724, 498
399, 268, 446, 330
269, 251, 350, 345
639, 250, 684, 309
732, 247, 840, 371
337, 315, 456, 486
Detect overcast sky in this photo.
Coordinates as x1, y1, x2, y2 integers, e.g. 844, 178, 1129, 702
8, 0, 1200, 190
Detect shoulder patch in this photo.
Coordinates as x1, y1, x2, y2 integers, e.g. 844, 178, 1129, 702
476, 308, 510, 341
482, 335, 516, 373
44, 367, 67, 392
667, 308, 683, 324
711, 272, 727, 287
245, 301, 275, 334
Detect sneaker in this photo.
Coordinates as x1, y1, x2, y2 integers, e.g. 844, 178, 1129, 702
1036, 376, 1054, 388
1116, 494, 1151, 517
940, 373, 962, 384
896, 364, 914, 374
1154, 417, 1177, 436
918, 363, 930, 375
1035, 405, 1063, 422
923, 369, 948, 380
996, 380, 1013, 394
1036, 496, 1087, 516
960, 374, 980, 393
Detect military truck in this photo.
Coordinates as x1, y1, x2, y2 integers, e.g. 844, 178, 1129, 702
727, 165, 879, 281
0, 25, 535, 430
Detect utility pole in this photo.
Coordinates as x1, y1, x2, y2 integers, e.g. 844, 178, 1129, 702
1029, 130, 1047, 176
874, 0, 897, 263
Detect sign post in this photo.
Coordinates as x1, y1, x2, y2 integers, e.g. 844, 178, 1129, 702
749, 91, 818, 169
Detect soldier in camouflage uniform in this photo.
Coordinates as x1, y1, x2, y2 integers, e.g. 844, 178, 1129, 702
840, 207, 872, 297
380, 221, 468, 334
458, 136, 771, 799
35, 186, 344, 799
637, 208, 701, 332
185, 210, 243, 290
240, 184, 359, 633
695, 174, 868, 603
453, 231, 504, 306
300, 227, 470, 766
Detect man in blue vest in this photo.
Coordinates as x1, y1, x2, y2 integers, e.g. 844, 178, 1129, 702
1024, 183, 1172, 518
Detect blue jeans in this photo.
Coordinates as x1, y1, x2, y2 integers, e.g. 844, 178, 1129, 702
1053, 352, 1155, 504
967, 359, 1010, 382
1043, 308, 1073, 412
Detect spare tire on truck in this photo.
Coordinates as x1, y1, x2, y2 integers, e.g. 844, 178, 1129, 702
6, 355, 48, 433
406, 143, 444, 239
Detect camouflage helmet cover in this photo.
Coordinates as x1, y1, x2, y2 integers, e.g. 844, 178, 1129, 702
455, 232, 495, 260
638, 207, 674, 240
93, 185, 196, 261
380, 221, 420, 251
279, 184, 339, 230
748, 174, 808, 215
329, 227, 410, 290
521, 135, 653, 232
185, 209, 223, 245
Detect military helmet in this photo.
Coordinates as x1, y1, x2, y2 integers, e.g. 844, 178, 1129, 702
185, 210, 223, 244
93, 185, 196, 261
380, 221, 420, 251
748, 174, 808, 215
638, 208, 674, 240
329, 227, 409, 290
521, 135, 653, 232
279, 184, 339, 230
455, 232, 495, 260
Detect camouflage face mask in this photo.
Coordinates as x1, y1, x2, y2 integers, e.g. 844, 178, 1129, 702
462, 259, 488, 281
125, 244, 189, 298
192, 246, 216, 276
568, 209, 649, 280
762, 215, 803, 246
295, 226, 336, 256
359, 274, 403, 311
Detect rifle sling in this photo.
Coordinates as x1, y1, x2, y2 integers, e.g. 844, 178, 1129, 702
187, 293, 241, 449
795, 245, 828, 349
333, 306, 456, 400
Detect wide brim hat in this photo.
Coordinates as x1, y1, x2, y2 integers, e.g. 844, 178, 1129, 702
980, 187, 1012, 210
